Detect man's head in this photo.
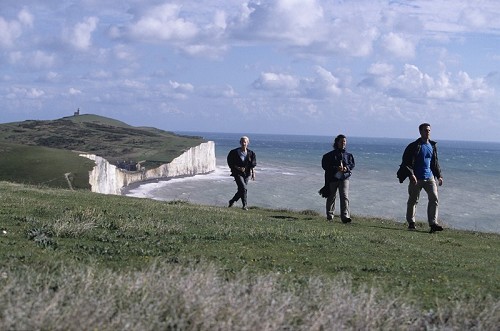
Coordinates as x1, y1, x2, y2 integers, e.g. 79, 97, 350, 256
334, 134, 347, 150
240, 136, 249, 148
419, 123, 431, 141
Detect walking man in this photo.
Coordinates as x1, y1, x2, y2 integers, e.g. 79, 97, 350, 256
227, 136, 256, 210
398, 123, 444, 233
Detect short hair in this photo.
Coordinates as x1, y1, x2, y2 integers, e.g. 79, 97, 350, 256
333, 134, 346, 148
240, 136, 249, 143
419, 123, 431, 132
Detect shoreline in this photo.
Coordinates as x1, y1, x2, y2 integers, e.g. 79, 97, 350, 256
121, 172, 214, 196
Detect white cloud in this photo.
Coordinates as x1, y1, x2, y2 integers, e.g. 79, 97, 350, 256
113, 45, 135, 61
310, 66, 343, 97
89, 70, 112, 79
8, 50, 55, 69
0, 17, 22, 48
198, 85, 236, 98
386, 64, 493, 103
17, 7, 34, 28
359, 62, 396, 89
387, 64, 437, 100
128, 3, 198, 42
9, 86, 45, 99
32, 51, 56, 69
181, 43, 228, 59
155, 80, 195, 100
428, 70, 492, 101
123, 79, 146, 89
169, 80, 194, 93
252, 72, 300, 90
382, 32, 416, 59
394, 1, 500, 35
213, 10, 227, 30
251, 67, 345, 99
233, 0, 378, 57
69, 87, 82, 95
0, 8, 33, 48
65, 17, 99, 50
367, 63, 394, 76
37, 71, 60, 83
460, 8, 487, 29
263, 0, 326, 46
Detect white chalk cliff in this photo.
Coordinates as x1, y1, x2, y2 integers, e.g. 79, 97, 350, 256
80, 141, 216, 195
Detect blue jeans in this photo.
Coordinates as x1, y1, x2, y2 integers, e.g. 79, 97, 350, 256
406, 178, 439, 225
326, 180, 350, 221
231, 175, 249, 207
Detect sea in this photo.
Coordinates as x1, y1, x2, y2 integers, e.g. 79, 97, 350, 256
126, 132, 500, 234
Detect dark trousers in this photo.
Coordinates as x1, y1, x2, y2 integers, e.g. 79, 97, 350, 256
231, 175, 249, 206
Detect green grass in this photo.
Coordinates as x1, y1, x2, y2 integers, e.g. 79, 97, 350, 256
0, 142, 95, 189
1, 181, 499, 330
0, 114, 205, 168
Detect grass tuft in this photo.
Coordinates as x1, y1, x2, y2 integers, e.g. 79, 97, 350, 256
26, 228, 57, 249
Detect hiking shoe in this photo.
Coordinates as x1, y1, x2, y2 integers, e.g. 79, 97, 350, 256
242, 206, 248, 211
342, 218, 352, 224
228, 200, 234, 208
408, 222, 416, 231
430, 224, 443, 233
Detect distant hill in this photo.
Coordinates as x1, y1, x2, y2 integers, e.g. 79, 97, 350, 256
0, 114, 205, 189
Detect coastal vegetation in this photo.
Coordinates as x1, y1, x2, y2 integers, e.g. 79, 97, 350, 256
0, 114, 205, 189
1, 181, 498, 330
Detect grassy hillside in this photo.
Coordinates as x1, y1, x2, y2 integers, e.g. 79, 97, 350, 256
0, 142, 95, 189
0, 181, 498, 330
0, 114, 205, 189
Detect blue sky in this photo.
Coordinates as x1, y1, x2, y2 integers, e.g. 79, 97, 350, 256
1, 0, 500, 142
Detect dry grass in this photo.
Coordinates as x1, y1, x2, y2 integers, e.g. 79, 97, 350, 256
1, 261, 498, 331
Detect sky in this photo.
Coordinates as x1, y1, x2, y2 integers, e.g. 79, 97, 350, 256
1, 0, 500, 142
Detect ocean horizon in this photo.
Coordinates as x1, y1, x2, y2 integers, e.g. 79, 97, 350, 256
126, 132, 500, 234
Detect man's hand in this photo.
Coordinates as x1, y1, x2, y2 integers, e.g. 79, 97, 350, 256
438, 177, 443, 186
251, 171, 255, 180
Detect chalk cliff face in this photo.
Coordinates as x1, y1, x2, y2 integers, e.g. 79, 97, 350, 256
80, 141, 216, 195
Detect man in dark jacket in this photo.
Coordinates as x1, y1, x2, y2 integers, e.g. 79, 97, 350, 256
321, 134, 355, 223
227, 136, 257, 210
398, 123, 444, 232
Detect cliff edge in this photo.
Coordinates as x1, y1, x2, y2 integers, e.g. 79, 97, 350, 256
80, 141, 216, 195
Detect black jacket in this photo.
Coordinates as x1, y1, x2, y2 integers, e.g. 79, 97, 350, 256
322, 149, 355, 183
397, 138, 442, 183
227, 148, 256, 177
319, 148, 355, 198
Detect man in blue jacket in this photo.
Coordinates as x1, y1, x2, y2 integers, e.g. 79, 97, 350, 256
398, 123, 444, 233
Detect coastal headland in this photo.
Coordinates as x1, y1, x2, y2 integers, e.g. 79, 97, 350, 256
0, 114, 216, 193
